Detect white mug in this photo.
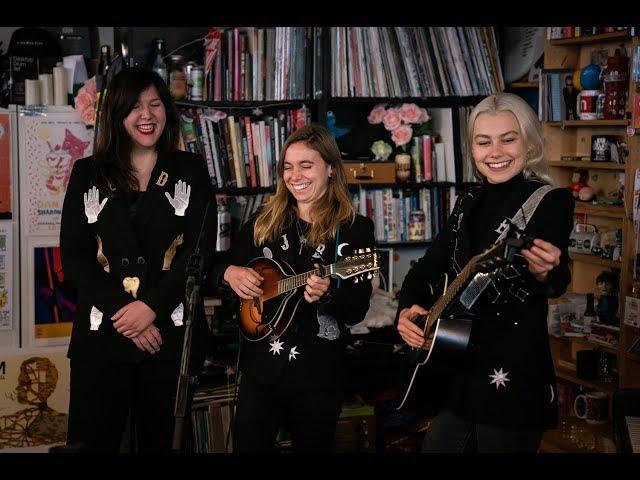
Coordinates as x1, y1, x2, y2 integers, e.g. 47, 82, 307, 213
577, 90, 602, 120
574, 391, 608, 424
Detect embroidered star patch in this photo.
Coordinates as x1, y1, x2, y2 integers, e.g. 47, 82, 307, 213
269, 339, 284, 355
489, 368, 510, 390
288, 346, 300, 361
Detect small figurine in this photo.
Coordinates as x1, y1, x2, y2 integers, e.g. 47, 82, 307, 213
571, 169, 592, 200
325, 111, 349, 139
596, 270, 619, 325
370, 140, 392, 162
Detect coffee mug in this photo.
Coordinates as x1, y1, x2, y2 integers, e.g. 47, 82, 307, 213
577, 90, 602, 120
573, 391, 608, 424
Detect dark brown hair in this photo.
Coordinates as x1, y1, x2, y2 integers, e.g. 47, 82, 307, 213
93, 67, 180, 194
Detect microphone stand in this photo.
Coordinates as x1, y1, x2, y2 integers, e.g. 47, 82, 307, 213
172, 200, 212, 452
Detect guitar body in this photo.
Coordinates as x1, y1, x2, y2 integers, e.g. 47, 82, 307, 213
396, 314, 472, 411
395, 233, 535, 410
238, 257, 303, 342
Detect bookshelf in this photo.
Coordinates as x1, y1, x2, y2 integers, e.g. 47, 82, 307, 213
543, 26, 640, 453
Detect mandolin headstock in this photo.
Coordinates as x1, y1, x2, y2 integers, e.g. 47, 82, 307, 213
333, 248, 380, 282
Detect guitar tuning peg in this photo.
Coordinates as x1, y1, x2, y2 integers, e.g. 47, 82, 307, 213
354, 276, 359, 283
365, 247, 371, 252
367, 273, 372, 279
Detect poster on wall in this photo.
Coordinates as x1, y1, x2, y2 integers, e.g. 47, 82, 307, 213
0, 221, 13, 331
0, 112, 11, 218
33, 245, 76, 341
19, 110, 93, 236
0, 351, 70, 451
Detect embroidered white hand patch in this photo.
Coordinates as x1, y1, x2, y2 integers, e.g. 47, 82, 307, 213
89, 306, 103, 331
165, 180, 191, 216
171, 303, 184, 326
84, 186, 107, 224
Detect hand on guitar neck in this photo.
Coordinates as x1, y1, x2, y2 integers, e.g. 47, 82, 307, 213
397, 305, 434, 350
303, 263, 331, 303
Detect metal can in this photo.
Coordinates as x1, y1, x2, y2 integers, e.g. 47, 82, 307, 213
408, 210, 426, 241
216, 204, 231, 252
190, 65, 204, 101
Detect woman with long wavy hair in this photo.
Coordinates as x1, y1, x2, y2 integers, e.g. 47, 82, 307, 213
211, 123, 375, 452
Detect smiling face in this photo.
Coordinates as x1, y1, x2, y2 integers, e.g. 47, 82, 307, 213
123, 85, 166, 152
471, 111, 527, 184
282, 141, 332, 209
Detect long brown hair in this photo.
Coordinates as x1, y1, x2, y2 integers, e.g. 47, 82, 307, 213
253, 124, 355, 247
93, 67, 180, 194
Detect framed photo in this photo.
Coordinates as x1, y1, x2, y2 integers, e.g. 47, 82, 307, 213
590, 135, 627, 163
376, 248, 394, 293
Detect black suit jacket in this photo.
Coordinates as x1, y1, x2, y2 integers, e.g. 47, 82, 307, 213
397, 178, 575, 429
60, 150, 216, 366
211, 214, 375, 390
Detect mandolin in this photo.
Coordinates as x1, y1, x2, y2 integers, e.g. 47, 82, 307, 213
238, 248, 380, 341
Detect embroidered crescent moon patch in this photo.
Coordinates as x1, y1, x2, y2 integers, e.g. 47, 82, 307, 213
123, 276, 140, 298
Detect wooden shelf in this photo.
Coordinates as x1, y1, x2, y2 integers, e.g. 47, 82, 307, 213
348, 181, 457, 189
554, 366, 618, 393
550, 334, 620, 355
176, 99, 312, 109
550, 160, 626, 171
569, 252, 622, 268
550, 31, 630, 46
573, 202, 625, 218
545, 120, 628, 127
508, 81, 538, 89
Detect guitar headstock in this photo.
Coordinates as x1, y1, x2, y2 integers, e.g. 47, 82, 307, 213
333, 248, 380, 283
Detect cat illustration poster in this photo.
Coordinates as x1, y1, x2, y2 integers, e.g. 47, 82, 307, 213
19, 111, 93, 236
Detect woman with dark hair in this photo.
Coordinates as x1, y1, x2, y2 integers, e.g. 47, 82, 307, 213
60, 67, 216, 451
211, 124, 375, 452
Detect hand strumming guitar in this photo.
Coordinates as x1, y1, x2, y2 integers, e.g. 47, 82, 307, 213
397, 304, 433, 350
224, 265, 264, 299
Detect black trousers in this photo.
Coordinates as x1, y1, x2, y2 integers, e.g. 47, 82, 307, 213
421, 410, 543, 453
233, 373, 344, 453
67, 357, 180, 452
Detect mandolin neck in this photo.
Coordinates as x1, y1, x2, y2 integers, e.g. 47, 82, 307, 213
277, 265, 332, 295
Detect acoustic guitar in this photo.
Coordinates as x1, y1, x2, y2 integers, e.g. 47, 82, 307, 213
238, 248, 380, 341
396, 232, 533, 410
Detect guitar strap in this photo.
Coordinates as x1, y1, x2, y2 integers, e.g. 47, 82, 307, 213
459, 184, 558, 310
496, 184, 558, 242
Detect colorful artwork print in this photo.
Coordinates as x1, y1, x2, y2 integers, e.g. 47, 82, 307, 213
33, 246, 76, 339
22, 114, 93, 235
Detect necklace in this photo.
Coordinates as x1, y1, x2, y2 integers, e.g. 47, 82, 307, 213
295, 218, 307, 255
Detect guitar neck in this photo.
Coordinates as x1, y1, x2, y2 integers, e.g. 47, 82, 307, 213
426, 262, 474, 328
277, 265, 332, 295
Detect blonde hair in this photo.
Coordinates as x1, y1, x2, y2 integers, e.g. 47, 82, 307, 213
467, 92, 554, 185
253, 124, 355, 247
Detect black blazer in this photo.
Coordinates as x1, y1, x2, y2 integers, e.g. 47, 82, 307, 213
397, 178, 574, 429
60, 150, 216, 366
211, 214, 375, 390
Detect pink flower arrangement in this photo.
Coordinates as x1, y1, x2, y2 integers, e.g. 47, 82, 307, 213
368, 102, 430, 149
74, 76, 97, 127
